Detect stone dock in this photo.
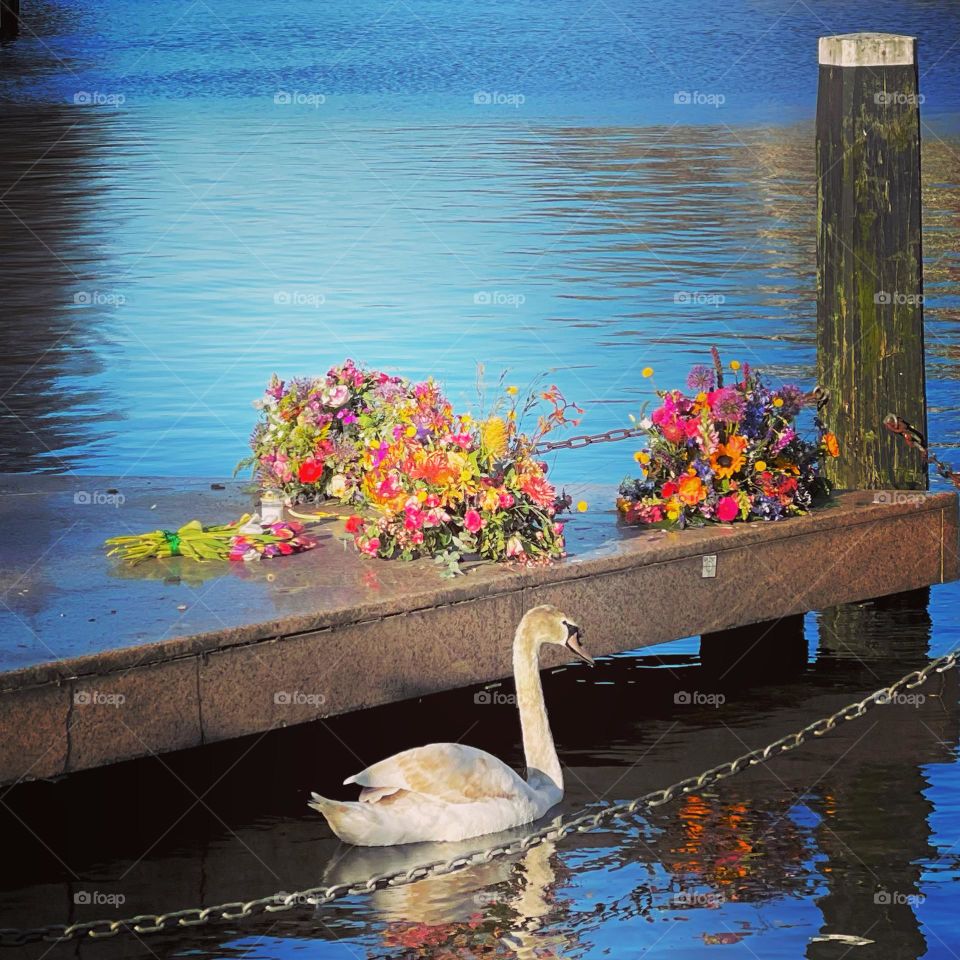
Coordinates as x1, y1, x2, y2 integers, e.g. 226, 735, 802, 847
0, 475, 956, 787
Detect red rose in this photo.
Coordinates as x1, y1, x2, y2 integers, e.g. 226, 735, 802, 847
298, 459, 324, 483
661, 480, 678, 499
344, 515, 363, 534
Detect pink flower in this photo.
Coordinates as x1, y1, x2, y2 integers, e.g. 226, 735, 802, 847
505, 536, 524, 558
404, 509, 424, 530
499, 491, 515, 508
411, 530, 424, 545
715, 496, 739, 523
464, 509, 483, 533
424, 493, 440, 508
361, 537, 381, 556
448, 433, 473, 449
321, 384, 350, 408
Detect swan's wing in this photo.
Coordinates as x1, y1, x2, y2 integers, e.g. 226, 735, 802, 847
344, 742, 526, 804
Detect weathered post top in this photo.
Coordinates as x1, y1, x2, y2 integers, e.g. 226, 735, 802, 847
818, 33, 916, 67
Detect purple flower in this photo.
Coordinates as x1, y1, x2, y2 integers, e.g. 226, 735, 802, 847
772, 428, 796, 453
776, 384, 805, 419
711, 387, 745, 422
687, 365, 716, 392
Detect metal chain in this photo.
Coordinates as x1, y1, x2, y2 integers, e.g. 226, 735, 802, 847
534, 426, 647, 454
884, 414, 960, 490
3, 646, 957, 948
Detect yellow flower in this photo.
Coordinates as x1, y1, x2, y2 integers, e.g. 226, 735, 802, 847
461, 413, 472, 426
754, 460, 767, 472
642, 367, 654, 378
695, 391, 707, 404
480, 416, 509, 459
773, 397, 783, 408
577, 500, 588, 513
506, 385, 518, 396
633, 450, 651, 464
730, 360, 741, 371
405, 425, 417, 437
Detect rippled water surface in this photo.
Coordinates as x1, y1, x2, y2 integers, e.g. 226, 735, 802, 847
2, 0, 960, 957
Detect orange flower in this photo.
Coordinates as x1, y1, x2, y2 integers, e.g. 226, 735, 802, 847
677, 474, 706, 506
823, 432, 840, 457
709, 435, 746, 479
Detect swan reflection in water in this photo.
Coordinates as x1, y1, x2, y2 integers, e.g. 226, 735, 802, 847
319, 831, 575, 957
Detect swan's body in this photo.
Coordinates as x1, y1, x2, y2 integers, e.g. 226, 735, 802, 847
309, 605, 591, 846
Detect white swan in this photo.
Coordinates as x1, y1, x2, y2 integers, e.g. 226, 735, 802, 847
309, 605, 593, 846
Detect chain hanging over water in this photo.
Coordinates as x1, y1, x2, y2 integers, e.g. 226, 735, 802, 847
3, 645, 957, 947
884, 413, 960, 490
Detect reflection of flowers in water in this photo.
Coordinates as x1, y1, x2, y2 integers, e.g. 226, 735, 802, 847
662, 794, 808, 901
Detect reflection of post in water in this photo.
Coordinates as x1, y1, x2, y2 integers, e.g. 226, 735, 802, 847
808, 590, 957, 960
0, 0, 18, 40
817, 588, 931, 666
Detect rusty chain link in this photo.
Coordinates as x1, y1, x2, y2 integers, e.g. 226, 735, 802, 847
3, 645, 957, 947
884, 414, 960, 490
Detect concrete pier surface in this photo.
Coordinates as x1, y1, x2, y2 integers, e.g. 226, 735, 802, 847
0, 474, 956, 787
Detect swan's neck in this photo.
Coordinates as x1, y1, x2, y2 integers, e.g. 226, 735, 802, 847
514, 627, 563, 792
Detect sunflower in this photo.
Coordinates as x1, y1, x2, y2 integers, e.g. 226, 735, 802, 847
709, 435, 746, 479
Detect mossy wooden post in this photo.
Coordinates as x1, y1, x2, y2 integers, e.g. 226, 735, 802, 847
816, 32, 927, 490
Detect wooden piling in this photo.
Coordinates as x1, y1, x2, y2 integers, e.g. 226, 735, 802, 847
816, 32, 928, 490
0, 0, 19, 40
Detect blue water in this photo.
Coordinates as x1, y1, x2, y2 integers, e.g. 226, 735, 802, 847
2, 0, 960, 957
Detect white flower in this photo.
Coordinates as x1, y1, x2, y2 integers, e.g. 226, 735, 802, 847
327, 474, 349, 498
639, 417, 653, 430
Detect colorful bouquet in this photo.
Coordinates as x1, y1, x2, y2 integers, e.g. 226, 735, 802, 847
617, 348, 836, 527
242, 361, 581, 569
105, 517, 317, 563
238, 359, 413, 504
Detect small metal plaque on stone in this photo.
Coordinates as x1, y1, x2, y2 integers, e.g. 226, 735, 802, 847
702, 555, 717, 578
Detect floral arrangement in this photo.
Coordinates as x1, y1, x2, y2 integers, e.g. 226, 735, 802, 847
241, 361, 581, 570
238, 359, 413, 504
105, 516, 317, 563
617, 348, 836, 527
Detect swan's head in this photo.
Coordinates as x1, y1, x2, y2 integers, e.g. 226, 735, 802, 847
520, 604, 594, 666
